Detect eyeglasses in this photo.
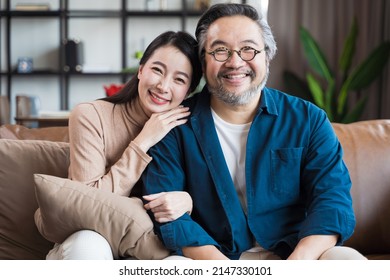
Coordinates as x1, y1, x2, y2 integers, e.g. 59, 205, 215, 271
207, 46, 267, 62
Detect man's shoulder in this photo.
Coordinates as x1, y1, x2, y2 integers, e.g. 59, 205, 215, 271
264, 87, 323, 113
182, 91, 205, 107
264, 87, 308, 104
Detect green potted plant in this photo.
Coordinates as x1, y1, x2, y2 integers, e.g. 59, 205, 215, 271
283, 18, 390, 123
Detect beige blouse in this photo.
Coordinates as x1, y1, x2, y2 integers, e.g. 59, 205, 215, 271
68, 98, 152, 197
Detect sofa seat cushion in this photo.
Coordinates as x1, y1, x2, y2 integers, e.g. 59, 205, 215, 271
0, 139, 69, 259
34, 174, 169, 260
366, 254, 390, 260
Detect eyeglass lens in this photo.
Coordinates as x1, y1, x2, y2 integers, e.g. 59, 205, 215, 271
211, 47, 263, 62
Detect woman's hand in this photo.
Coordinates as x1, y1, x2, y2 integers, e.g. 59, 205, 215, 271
287, 235, 338, 260
133, 106, 190, 152
182, 245, 229, 260
143, 191, 193, 223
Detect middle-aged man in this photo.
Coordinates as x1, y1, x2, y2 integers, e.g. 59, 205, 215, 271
142, 3, 366, 260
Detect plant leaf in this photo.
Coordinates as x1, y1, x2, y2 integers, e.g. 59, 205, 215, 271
283, 70, 313, 101
347, 42, 390, 90
299, 27, 333, 83
306, 73, 325, 109
338, 41, 390, 114
341, 95, 368, 123
324, 79, 335, 121
339, 17, 358, 76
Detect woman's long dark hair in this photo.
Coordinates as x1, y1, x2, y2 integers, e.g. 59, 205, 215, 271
101, 31, 202, 105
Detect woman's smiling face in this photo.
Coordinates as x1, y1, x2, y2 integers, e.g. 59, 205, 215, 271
137, 45, 193, 116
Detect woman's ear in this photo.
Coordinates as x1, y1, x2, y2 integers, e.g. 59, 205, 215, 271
137, 65, 144, 80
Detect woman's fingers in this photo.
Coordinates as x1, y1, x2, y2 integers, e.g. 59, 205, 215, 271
156, 106, 190, 122
135, 106, 191, 151
143, 193, 165, 211
143, 191, 191, 222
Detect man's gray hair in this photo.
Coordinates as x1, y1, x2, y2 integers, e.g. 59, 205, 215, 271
195, 3, 277, 65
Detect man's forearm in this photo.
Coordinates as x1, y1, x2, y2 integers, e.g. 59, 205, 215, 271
287, 234, 338, 260
182, 245, 229, 260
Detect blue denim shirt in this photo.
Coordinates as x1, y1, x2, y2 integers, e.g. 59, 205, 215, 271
142, 87, 355, 259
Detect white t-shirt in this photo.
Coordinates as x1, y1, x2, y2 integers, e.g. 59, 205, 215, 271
212, 109, 266, 252
211, 109, 251, 212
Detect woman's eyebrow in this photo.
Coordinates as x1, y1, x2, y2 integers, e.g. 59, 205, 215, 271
176, 71, 190, 79
151, 61, 167, 69
152, 61, 190, 79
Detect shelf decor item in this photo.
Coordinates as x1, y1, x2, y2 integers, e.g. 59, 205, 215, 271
194, 0, 210, 11
63, 39, 84, 73
15, 3, 50, 11
17, 57, 33, 73
122, 50, 143, 74
104, 84, 124, 97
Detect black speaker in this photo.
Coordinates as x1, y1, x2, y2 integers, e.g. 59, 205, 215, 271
63, 39, 84, 72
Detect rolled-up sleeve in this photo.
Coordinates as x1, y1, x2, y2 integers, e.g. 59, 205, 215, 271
299, 110, 355, 243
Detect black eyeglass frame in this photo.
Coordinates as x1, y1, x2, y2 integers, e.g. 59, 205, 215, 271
206, 46, 267, 62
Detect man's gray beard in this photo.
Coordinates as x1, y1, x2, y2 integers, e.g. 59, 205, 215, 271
207, 71, 269, 106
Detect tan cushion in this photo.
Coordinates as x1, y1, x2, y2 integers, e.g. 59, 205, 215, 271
0, 124, 69, 142
0, 139, 69, 259
34, 174, 169, 260
332, 120, 390, 256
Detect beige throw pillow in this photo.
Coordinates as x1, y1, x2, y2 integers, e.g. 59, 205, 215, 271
34, 174, 169, 260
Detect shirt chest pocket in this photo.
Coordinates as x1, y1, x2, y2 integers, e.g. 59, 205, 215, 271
271, 148, 304, 198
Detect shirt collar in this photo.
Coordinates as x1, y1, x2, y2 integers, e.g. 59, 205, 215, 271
191, 86, 279, 118
257, 87, 279, 116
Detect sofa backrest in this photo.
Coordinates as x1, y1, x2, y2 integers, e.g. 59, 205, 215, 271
0, 124, 69, 142
333, 120, 390, 256
0, 139, 70, 259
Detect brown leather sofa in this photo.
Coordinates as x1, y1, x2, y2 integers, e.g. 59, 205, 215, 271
0, 120, 389, 259
332, 120, 390, 259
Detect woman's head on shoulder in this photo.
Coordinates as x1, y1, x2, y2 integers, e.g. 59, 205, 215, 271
102, 31, 202, 114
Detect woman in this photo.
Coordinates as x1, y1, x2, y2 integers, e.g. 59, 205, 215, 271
46, 31, 202, 259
